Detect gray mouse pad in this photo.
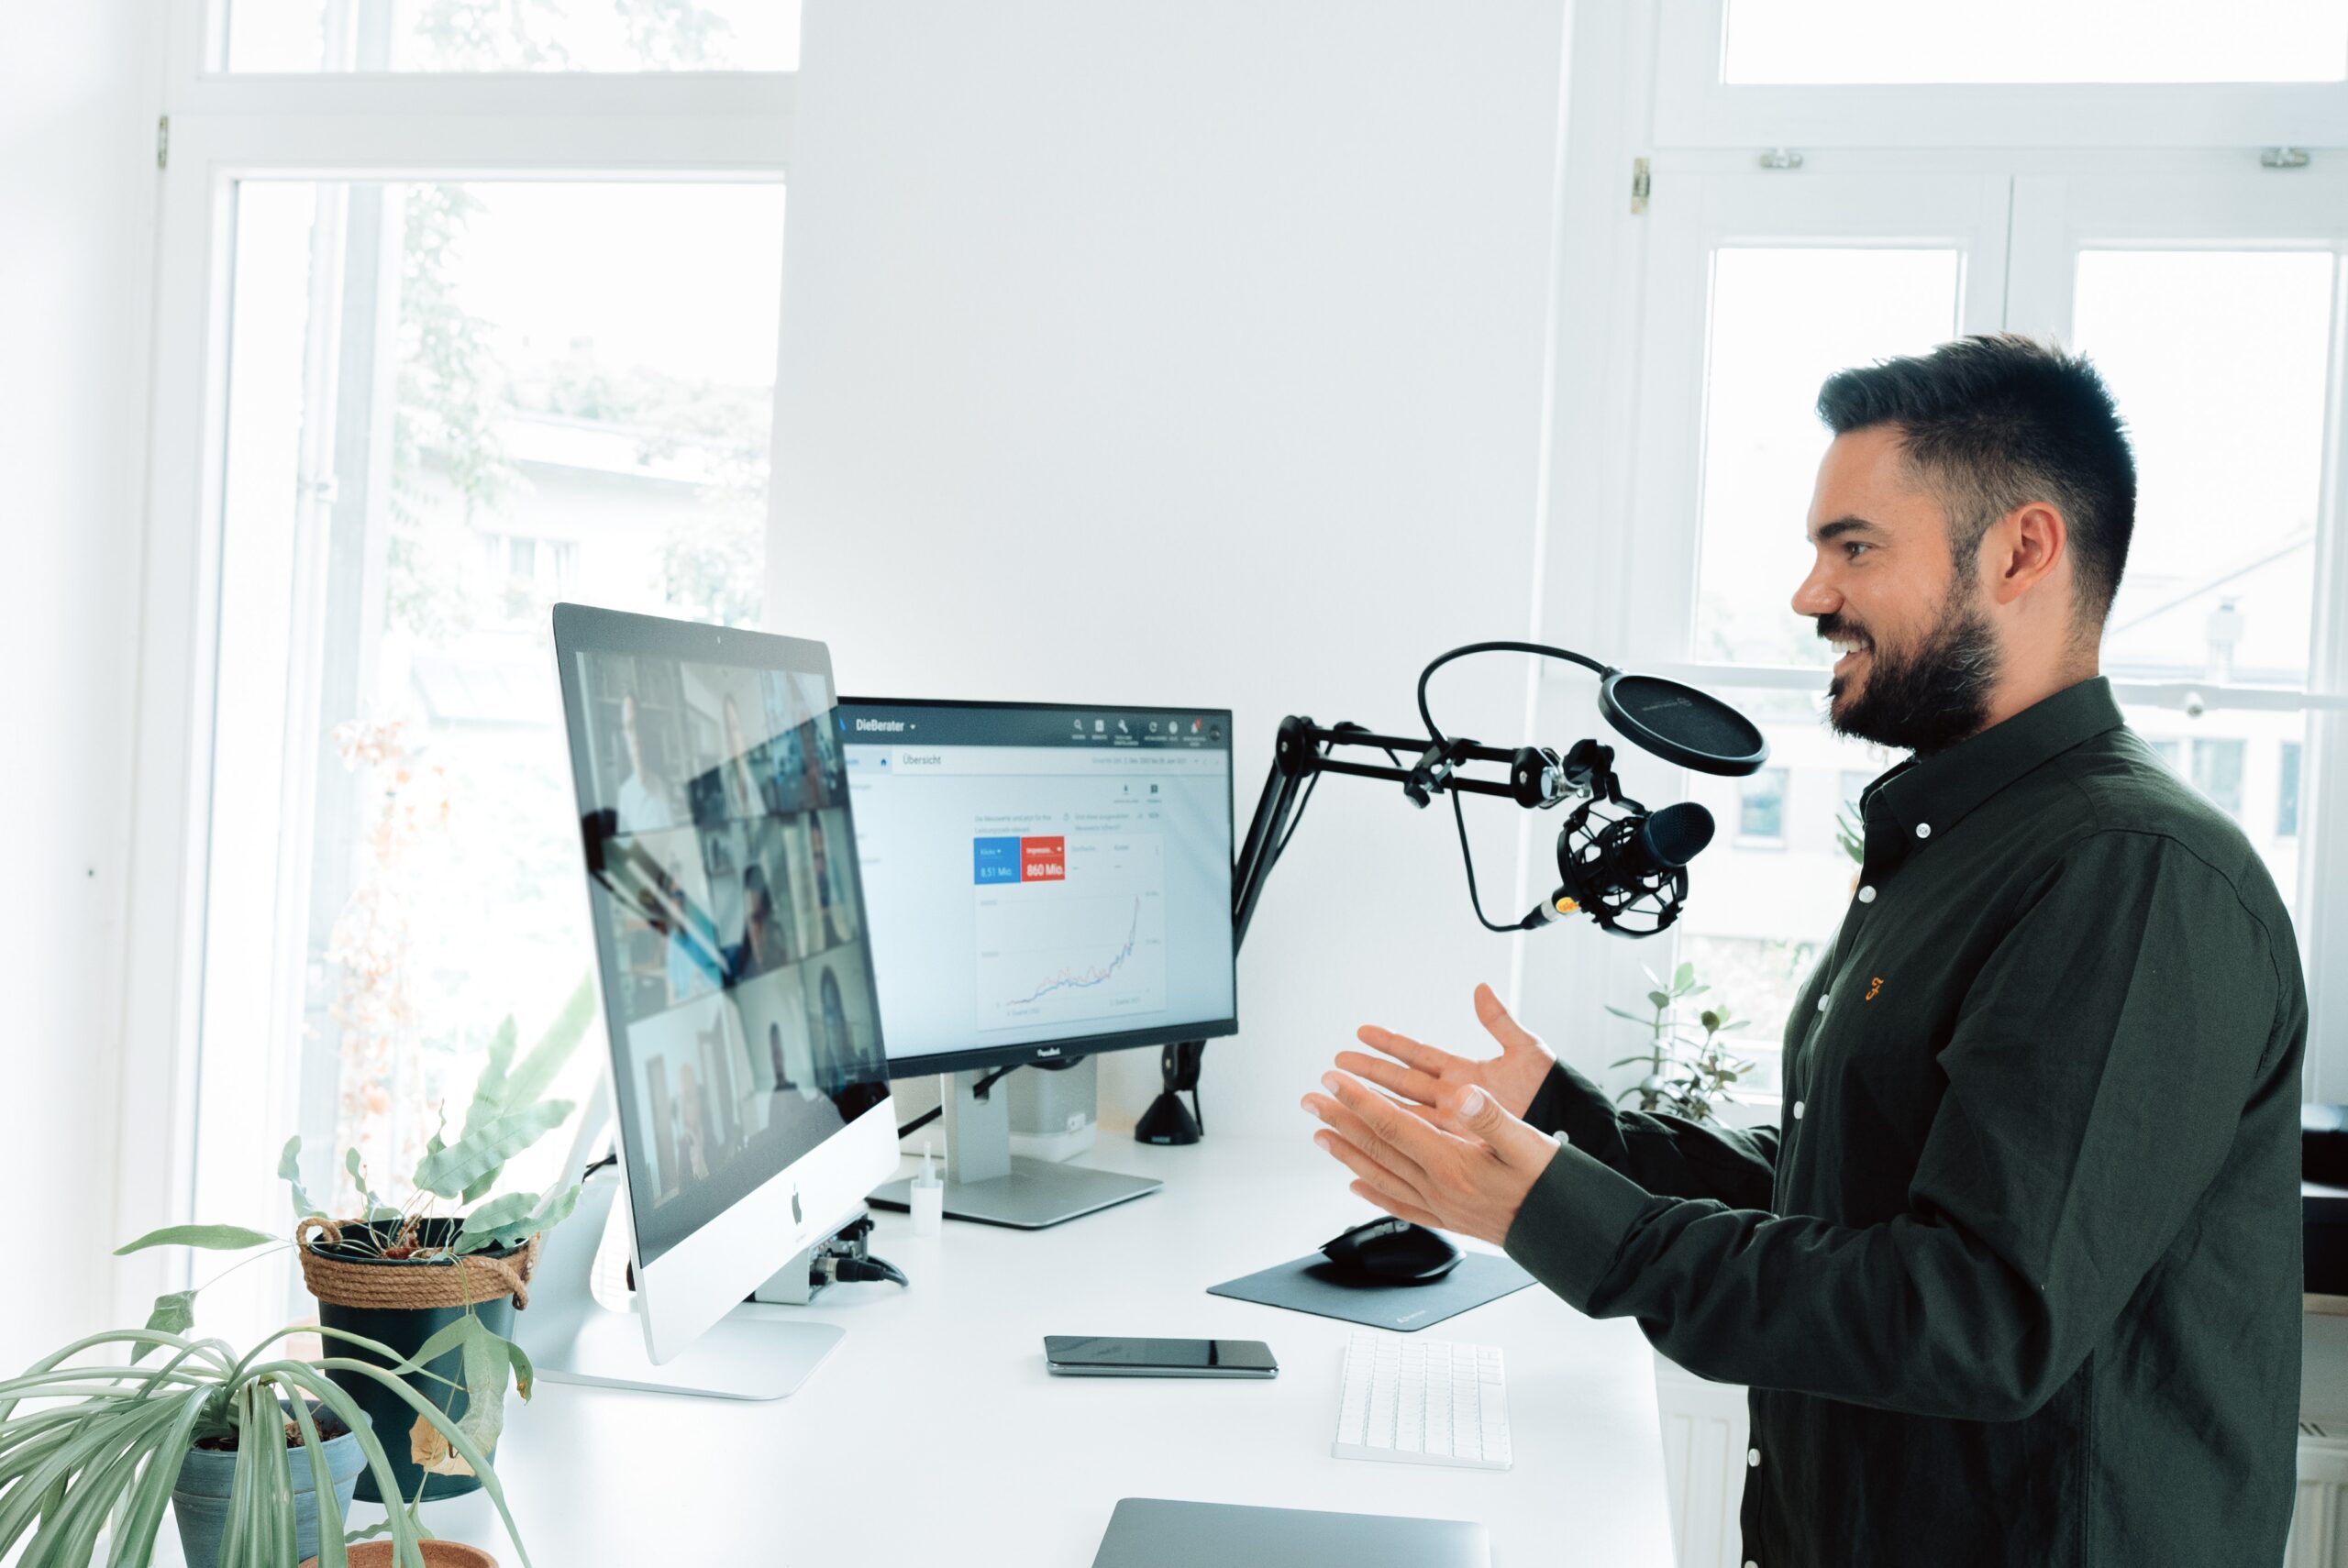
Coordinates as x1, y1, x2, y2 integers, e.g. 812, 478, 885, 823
1205, 1251, 1535, 1332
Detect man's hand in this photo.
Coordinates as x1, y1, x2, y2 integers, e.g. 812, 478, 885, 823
1339, 982, 1556, 1124
1301, 1070, 1559, 1249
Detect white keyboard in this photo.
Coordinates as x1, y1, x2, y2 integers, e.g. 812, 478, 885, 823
1331, 1330, 1512, 1470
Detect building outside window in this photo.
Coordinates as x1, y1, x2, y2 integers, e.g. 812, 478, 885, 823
1737, 767, 1789, 846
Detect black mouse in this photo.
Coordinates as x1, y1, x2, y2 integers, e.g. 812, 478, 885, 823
1320, 1217, 1463, 1284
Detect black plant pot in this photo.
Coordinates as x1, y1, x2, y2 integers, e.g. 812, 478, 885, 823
308, 1217, 523, 1504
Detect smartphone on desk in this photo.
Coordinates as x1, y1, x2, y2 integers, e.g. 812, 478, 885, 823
1044, 1336, 1279, 1378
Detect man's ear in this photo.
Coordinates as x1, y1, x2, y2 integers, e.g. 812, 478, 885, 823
1987, 501, 2066, 608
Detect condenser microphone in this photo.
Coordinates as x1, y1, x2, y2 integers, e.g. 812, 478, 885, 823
1521, 799, 1715, 936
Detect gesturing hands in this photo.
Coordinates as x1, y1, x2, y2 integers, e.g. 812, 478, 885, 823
1301, 985, 1562, 1250
1337, 982, 1557, 1122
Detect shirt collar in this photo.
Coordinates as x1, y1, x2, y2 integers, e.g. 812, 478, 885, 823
1860, 676, 2124, 852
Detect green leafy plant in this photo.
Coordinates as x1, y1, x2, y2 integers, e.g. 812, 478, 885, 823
288, 977, 595, 1262
1606, 960, 1754, 1122
1834, 799, 1866, 865
0, 1314, 531, 1568
102, 982, 592, 1517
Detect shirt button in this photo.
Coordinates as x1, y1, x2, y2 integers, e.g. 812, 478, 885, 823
1792, 1100, 1805, 1120
1747, 1446, 1761, 1467
1856, 885, 1877, 904
1815, 995, 1829, 1012
1745, 1560, 1760, 1568
1915, 822, 1932, 839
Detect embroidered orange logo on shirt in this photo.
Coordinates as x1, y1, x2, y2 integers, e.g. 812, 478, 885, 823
1865, 976, 1884, 1000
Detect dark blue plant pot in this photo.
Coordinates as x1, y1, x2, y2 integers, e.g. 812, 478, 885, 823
170, 1401, 363, 1568
308, 1218, 521, 1503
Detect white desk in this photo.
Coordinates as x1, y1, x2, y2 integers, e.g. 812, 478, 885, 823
375, 1134, 1676, 1565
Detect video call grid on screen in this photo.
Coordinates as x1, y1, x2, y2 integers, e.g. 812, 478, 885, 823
838, 697, 1238, 1077
552, 606, 891, 1268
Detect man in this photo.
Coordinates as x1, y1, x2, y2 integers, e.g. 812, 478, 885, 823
1303, 335, 2304, 1566
615, 690, 677, 832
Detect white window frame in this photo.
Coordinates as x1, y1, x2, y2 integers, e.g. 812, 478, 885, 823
114, 3, 796, 1326
1653, 0, 2348, 152
1527, 3, 2348, 1119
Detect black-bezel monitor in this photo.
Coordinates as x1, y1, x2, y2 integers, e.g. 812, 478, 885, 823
838, 695, 1238, 1079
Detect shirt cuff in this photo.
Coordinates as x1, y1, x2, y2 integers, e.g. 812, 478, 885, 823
1523, 1058, 1630, 1150
1501, 1134, 1661, 1312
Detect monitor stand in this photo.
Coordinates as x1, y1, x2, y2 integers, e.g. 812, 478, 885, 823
512, 1094, 844, 1401
869, 1069, 1160, 1229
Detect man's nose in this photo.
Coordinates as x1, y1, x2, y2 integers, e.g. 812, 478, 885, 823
1790, 563, 1839, 620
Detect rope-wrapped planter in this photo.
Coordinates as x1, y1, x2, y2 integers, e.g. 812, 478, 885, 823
296, 1219, 540, 1311
296, 1217, 540, 1505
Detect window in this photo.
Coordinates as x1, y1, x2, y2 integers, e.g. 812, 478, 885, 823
1695, 248, 1960, 668
1585, 109, 2348, 1109
2073, 251, 2332, 690
1722, 0, 2348, 85
128, 7, 802, 1334
2282, 742, 2304, 839
1737, 767, 1789, 845
201, 178, 784, 1246
1643, 215, 1981, 1105
224, 0, 803, 72
2190, 738, 2248, 821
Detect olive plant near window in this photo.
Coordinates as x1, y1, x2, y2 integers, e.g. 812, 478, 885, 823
1609, 960, 1753, 1122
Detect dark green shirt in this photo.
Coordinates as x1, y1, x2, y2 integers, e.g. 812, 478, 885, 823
1503, 677, 2305, 1568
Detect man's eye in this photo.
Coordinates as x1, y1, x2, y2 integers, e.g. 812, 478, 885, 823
1843, 541, 1872, 559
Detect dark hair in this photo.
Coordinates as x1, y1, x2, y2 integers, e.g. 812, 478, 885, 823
1816, 334, 2135, 623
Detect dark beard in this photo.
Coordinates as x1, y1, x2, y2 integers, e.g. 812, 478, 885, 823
1822, 591, 1999, 756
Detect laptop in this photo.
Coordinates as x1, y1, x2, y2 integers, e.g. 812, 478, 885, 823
1090, 1497, 1490, 1568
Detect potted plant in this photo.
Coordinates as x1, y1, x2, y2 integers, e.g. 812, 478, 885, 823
126, 984, 593, 1506
1607, 960, 1753, 1121
0, 1313, 530, 1568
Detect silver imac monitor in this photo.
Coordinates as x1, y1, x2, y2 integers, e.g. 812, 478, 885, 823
537, 603, 896, 1397
839, 696, 1236, 1228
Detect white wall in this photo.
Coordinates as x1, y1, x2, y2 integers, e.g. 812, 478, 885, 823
0, 0, 163, 1367
770, 1, 1578, 1136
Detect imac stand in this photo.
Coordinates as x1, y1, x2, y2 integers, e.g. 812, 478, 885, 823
512, 1082, 844, 1401
869, 1069, 1159, 1229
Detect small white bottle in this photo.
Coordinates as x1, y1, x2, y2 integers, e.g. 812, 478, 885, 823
910, 1138, 945, 1236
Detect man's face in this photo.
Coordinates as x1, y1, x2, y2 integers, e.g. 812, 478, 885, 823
1792, 426, 1999, 755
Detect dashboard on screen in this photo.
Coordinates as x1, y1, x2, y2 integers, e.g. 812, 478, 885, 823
838, 699, 1237, 1077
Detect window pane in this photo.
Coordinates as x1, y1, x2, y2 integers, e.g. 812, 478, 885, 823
2281, 742, 2304, 838
2191, 738, 2246, 819
2074, 251, 2335, 689
1678, 690, 1903, 1101
224, 0, 800, 71
202, 181, 784, 1266
1724, 0, 2348, 83
1737, 767, 1789, 844
2126, 704, 2307, 911
1694, 248, 1960, 668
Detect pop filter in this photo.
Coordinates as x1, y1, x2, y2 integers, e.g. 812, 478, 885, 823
1598, 671, 1768, 777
